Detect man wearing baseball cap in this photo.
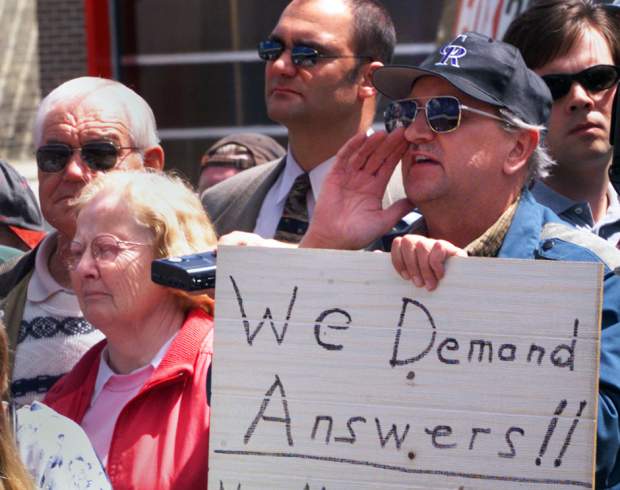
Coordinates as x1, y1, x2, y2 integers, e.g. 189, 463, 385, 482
197, 133, 285, 195
0, 160, 46, 256
301, 32, 620, 487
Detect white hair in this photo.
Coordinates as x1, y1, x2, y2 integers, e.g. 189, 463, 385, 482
34, 76, 160, 149
499, 108, 556, 182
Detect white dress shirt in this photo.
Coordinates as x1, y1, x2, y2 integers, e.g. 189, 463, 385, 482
253, 151, 335, 238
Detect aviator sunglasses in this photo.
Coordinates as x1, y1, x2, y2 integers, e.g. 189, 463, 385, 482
384, 96, 509, 134
36, 141, 140, 173
258, 39, 371, 68
541, 64, 620, 101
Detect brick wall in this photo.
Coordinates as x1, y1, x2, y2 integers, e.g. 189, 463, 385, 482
0, 0, 40, 161
0, 0, 87, 164
37, 0, 87, 97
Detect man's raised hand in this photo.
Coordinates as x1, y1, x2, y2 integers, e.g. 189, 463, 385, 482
301, 129, 412, 250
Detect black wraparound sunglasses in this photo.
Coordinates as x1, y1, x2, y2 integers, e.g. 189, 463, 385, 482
384, 96, 510, 134
542, 64, 620, 101
258, 39, 371, 68
36, 141, 140, 173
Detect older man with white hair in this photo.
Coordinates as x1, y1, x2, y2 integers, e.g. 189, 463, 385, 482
0, 76, 164, 404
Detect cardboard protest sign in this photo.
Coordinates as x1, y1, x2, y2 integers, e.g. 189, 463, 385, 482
209, 246, 601, 489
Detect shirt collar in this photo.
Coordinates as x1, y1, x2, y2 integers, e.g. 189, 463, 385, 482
531, 180, 620, 229
530, 180, 577, 216
465, 194, 521, 257
275, 151, 336, 205
91, 332, 177, 403
275, 127, 374, 206
606, 182, 620, 211
28, 232, 74, 303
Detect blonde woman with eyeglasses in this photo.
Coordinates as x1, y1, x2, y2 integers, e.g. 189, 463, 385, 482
44, 170, 217, 490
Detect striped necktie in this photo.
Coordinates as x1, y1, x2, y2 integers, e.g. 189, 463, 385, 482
273, 173, 311, 243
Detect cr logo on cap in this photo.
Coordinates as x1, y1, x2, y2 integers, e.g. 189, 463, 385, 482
436, 44, 467, 68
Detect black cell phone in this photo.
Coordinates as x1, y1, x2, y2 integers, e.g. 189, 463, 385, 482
151, 251, 216, 292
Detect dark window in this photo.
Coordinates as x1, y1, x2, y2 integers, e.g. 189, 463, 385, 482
113, 0, 442, 183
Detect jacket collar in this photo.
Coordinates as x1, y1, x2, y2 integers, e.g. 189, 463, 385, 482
498, 188, 564, 259
214, 157, 286, 234
148, 308, 213, 384
44, 308, 214, 419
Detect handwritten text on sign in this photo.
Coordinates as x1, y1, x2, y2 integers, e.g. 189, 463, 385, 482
208, 247, 601, 489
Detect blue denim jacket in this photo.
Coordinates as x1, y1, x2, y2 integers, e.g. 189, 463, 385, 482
499, 190, 620, 489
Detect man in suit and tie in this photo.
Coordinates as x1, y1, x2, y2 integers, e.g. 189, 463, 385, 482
201, 0, 403, 242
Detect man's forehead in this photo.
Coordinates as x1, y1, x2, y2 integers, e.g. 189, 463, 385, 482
535, 27, 614, 75
282, 0, 350, 19
273, 0, 352, 47
42, 98, 131, 133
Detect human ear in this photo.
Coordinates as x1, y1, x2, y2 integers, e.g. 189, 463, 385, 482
503, 129, 538, 176
358, 61, 383, 100
142, 145, 165, 170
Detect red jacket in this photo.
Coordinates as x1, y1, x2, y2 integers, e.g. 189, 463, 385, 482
44, 308, 213, 490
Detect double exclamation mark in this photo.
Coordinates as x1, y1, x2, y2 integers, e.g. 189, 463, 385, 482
536, 399, 588, 467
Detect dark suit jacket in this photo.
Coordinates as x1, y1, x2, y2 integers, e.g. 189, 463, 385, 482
201, 156, 407, 237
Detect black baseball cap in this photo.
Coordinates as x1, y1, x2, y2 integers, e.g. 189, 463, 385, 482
372, 31, 552, 126
0, 160, 46, 248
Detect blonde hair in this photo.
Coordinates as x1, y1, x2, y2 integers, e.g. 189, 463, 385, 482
73, 169, 217, 313
0, 325, 34, 490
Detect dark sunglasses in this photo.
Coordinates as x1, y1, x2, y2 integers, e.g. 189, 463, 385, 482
541, 64, 620, 101
384, 96, 509, 134
258, 39, 371, 68
36, 141, 139, 173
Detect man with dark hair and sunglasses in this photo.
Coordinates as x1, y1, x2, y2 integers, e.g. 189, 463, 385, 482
0, 76, 164, 405
202, 0, 404, 242
503, 0, 620, 247
298, 31, 620, 488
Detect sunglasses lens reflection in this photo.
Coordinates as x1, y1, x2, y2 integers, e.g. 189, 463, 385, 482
426, 97, 460, 133
258, 40, 283, 61
384, 97, 462, 134
384, 100, 415, 132
258, 40, 324, 67
291, 46, 320, 67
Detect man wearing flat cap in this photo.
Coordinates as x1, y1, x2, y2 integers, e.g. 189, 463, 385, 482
300, 31, 620, 487
197, 133, 285, 195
